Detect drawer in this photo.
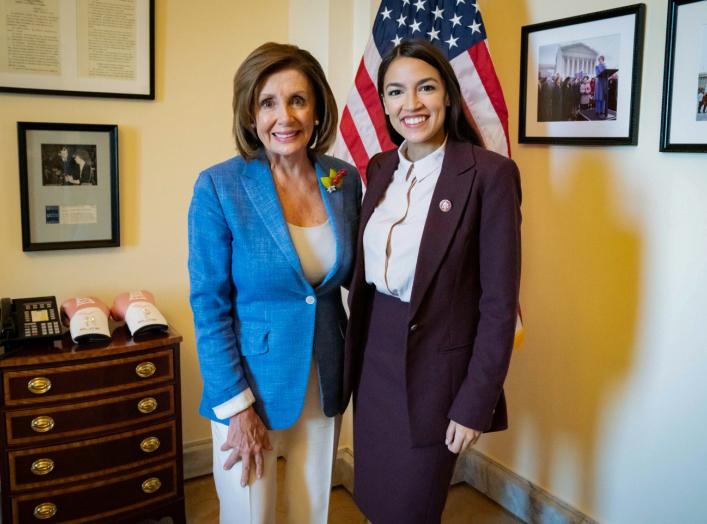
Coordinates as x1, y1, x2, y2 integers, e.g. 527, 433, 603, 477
5, 386, 174, 446
11, 462, 177, 524
3, 349, 174, 407
9, 420, 177, 492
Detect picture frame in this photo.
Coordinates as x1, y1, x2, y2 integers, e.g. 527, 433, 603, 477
0, 0, 154, 99
519, 4, 646, 145
17, 122, 120, 252
660, 0, 707, 152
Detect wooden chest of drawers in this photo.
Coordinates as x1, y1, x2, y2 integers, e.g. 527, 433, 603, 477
0, 327, 185, 524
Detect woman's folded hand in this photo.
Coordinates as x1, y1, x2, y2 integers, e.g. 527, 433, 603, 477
221, 406, 273, 486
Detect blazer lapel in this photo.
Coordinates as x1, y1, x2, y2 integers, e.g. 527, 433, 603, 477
314, 160, 345, 291
408, 140, 478, 321
241, 158, 305, 279
349, 151, 398, 298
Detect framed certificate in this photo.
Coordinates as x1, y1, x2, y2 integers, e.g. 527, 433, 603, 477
17, 122, 120, 251
0, 0, 154, 99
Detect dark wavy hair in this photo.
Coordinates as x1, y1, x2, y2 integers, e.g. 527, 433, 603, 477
377, 39, 481, 147
232, 42, 338, 160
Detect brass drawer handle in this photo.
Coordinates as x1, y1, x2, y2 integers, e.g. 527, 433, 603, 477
140, 436, 161, 453
33, 502, 57, 519
31, 416, 55, 433
31, 458, 55, 476
137, 397, 158, 414
141, 476, 162, 494
27, 377, 52, 395
135, 361, 156, 378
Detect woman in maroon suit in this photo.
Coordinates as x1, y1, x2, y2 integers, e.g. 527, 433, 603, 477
344, 40, 522, 524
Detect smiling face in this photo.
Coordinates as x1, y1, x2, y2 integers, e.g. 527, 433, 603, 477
254, 68, 317, 163
381, 57, 448, 161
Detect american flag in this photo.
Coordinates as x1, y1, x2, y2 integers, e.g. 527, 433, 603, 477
333, 0, 510, 180
334, 0, 524, 350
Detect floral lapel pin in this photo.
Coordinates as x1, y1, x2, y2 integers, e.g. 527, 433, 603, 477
321, 168, 347, 193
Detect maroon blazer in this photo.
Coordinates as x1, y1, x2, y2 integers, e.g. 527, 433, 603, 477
343, 139, 522, 446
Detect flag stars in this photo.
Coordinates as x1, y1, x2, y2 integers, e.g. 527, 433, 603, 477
402, 0, 410, 4
380, 6, 392, 20
414, 0, 426, 12
469, 20, 482, 34
450, 13, 462, 27
427, 27, 440, 41
456, 0, 465, 4
396, 13, 407, 27
472, 2, 480, 13
432, 6, 444, 19
410, 19, 422, 34
445, 35, 459, 49
392, 34, 403, 46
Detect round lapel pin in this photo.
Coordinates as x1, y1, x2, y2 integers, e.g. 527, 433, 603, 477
439, 199, 452, 213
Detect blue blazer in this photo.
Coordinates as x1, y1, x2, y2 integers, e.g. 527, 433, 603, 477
188, 152, 361, 430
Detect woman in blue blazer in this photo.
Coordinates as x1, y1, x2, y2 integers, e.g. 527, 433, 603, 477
188, 43, 360, 524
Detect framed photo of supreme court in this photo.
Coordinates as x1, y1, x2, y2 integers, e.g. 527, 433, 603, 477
519, 4, 646, 145
18, 122, 119, 251
660, 0, 707, 152
0, 0, 154, 99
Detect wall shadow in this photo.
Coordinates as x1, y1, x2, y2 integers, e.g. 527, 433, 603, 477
502, 148, 642, 519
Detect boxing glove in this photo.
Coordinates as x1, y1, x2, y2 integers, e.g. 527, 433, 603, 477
111, 290, 168, 336
60, 297, 111, 343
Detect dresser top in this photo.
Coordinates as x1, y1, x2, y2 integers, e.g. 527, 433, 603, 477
0, 326, 182, 368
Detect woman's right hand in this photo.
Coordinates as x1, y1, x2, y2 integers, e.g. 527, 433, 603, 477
221, 406, 273, 487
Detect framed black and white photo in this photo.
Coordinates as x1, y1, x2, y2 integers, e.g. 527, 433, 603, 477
0, 0, 154, 99
17, 122, 119, 251
660, 0, 707, 152
519, 4, 646, 145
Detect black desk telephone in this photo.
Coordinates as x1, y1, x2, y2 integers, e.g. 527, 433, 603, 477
0, 297, 63, 348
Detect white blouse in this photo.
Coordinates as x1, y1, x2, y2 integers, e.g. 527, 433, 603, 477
212, 219, 336, 420
363, 141, 446, 303
287, 220, 336, 285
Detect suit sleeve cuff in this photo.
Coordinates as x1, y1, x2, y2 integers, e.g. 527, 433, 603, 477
212, 388, 255, 420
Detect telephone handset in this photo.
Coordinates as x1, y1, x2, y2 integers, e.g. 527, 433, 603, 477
0, 297, 63, 349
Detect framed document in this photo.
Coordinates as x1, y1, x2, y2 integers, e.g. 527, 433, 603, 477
0, 0, 154, 99
17, 122, 120, 251
660, 0, 707, 152
519, 4, 645, 145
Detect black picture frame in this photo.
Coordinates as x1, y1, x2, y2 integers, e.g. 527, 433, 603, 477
17, 122, 120, 252
0, 0, 154, 100
660, 0, 707, 152
519, 4, 646, 145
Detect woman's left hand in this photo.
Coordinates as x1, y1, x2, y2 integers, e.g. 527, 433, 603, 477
445, 420, 482, 454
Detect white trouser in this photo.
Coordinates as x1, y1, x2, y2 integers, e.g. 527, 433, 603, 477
211, 363, 340, 524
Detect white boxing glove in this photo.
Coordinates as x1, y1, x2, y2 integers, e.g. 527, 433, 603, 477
111, 290, 167, 336
60, 297, 111, 343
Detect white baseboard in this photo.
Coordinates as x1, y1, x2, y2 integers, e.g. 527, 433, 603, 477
183, 440, 596, 524
454, 449, 597, 524
183, 437, 213, 479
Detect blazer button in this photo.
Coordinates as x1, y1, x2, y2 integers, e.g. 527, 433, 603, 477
305, 296, 316, 305
409, 323, 418, 332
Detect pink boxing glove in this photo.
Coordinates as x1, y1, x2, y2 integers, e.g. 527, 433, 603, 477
111, 290, 167, 336
60, 297, 111, 343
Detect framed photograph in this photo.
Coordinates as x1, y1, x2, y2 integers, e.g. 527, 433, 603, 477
660, 0, 707, 152
519, 4, 646, 145
17, 122, 119, 251
0, 0, 154, 99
